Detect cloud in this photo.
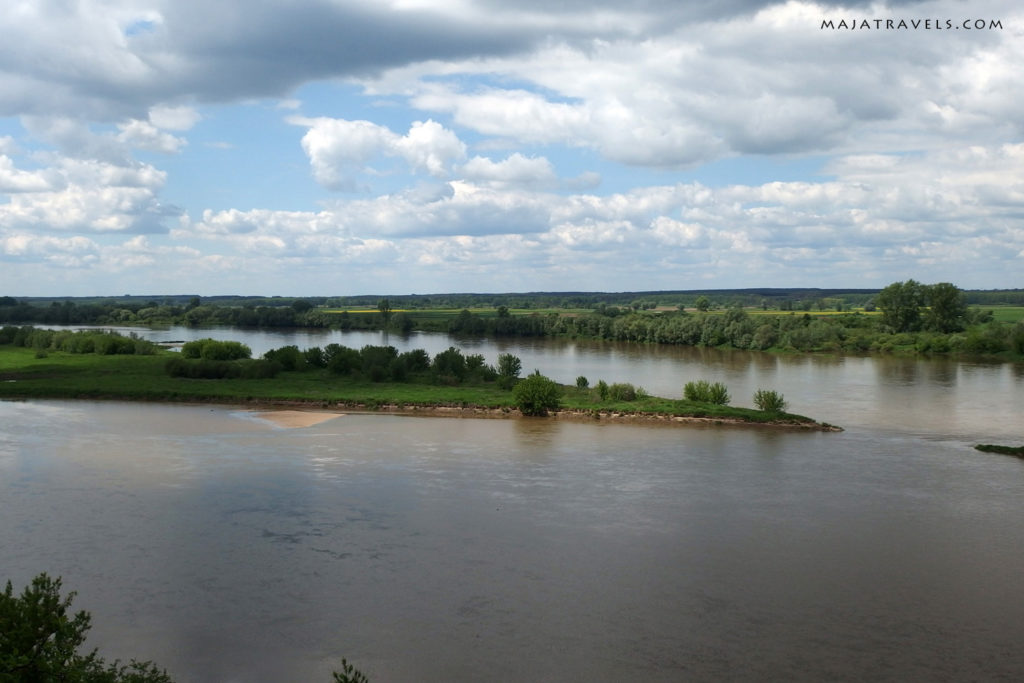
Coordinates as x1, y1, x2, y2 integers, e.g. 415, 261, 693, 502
460, 153, 556, 188
148, 105, 201, 131
167, 141, 1023, 288
381, 1, 1024, 168
0, 155, 60, 193
0, 156, 178, 234
290, 117, 466, 189
116, 119, 187, 153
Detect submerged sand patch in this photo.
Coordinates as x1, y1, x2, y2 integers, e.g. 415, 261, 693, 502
252, 410, 344, 428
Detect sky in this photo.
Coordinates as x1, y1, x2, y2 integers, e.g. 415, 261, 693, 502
0, 0, 1022, 296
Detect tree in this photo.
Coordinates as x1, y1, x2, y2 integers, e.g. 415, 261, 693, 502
512, 371, 562, 416
377, 298, 392, 329
695, 296, 711, 312
333, 658, 370, 683
0, 573, 171, 682
925, 282, 966, 333
496, 353, 522, 388
876, 279, 925, 332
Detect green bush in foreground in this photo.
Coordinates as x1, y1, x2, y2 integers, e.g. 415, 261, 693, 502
684, 380, 730, 405
513, 371, 562, 416
2, 573, 372, 682
753, 389, 787, 413
0, 573, 172, 682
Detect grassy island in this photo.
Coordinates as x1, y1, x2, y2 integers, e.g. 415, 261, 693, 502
0, 327, 838, 431
974, 444, 1024, 458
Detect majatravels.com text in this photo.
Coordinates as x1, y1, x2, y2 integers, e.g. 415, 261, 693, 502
821, 18, 1003, 30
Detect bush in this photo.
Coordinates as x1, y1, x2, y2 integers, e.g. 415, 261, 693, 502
575, 375, 589, 390
607, 382, 637, 401
595, 379, 609, 401
433, 346, 468, 383
264, 345, 305, 370
753, 389, 787, 413
181, 338, 251, 361
513, 371, 562, 416
684, 380, 730, 405
0, 573, 172, 682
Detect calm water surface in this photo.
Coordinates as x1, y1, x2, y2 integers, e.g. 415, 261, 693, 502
2, 329, 1023, 681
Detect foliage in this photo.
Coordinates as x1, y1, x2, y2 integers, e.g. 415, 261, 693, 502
595, 379, 609, 400
433, 346, 468, 383
180, 338, 251, 361
496, 353, 522, 381
876, 280, 925, 332
684, 380, 730, 405
974, 444, 1024, 457
925, 282, 967, 333
165, 357, 280, 379
377, 298, 391, 328
513, 372, 562, 416
263, 344, 304, 370
332, 658, 370, 683
575, 375, 589, 390
607, 382, 637, 401
0, 326, 156, 356
753, 389, 787, 413
0, 573, 172, 682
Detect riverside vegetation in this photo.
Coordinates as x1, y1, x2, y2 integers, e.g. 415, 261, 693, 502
2, 282, 1023, 361
0, 327, 829, 428
1, 573, 370, 683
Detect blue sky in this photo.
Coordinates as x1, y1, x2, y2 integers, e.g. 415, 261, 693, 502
1, 0, 1021, 296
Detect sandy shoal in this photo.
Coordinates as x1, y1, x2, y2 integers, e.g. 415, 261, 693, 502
252, 410, 345, 428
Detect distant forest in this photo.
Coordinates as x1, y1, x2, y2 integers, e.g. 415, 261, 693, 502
4, 286, 1024, 313
2, 285, 1022, 359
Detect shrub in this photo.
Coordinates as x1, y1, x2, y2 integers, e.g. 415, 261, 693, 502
684, 380, 730, 405
264, 345, 304, 370
181, 338, 251, 361
575, 375, 589, 390
607, 382, 637, 401
326, 344, 361, 375
399, 348, 431, 373
513, 371, 562, 416
433, 346, 468, 382
753, 389, 787, 413
595, 379, 609, 401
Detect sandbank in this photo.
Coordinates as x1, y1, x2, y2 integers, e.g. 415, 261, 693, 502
252, 409, 345, 428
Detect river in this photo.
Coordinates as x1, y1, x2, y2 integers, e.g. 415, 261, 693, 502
2, 327, 1022, 681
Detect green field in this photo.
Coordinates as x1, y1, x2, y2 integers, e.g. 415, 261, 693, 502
976, 306, 1024, 323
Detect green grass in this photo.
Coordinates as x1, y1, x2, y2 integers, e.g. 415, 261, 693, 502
974, 306, 1024, 324
0, 347, 830, 428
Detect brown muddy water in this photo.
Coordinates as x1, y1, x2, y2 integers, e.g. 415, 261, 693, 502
2, 329, 1023, 680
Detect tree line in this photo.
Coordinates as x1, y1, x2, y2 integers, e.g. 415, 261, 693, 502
3, 282, 1022, 358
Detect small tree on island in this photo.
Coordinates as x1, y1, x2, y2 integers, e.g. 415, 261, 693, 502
753, 389, 787, 414
513, 371, 562, 416
496, 353, 522, 389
